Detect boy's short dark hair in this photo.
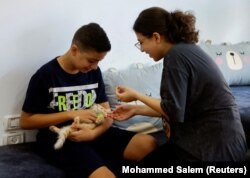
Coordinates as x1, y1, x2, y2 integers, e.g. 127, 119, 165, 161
72, 23, 111, 52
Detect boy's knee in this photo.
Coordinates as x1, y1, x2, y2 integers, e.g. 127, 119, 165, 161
124, 133, 157, 161
89, 166, 116, 178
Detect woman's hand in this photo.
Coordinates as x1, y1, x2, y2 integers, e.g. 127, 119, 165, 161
115, 86, 139, 102
108, 104, 136, 121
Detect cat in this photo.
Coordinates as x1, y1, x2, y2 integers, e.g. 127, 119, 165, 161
49, 104, 110, 150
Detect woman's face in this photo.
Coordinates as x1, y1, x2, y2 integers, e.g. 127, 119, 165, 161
135, 32, 170, 61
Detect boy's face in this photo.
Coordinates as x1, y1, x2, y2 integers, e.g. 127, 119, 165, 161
71, 45, 107, 73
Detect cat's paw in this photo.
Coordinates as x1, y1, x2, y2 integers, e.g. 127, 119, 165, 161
95, 113, 105, 125
73, 116, 80, 124
49, 125, 60, 133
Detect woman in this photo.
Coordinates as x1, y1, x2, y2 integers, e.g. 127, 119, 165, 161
111, 7, 247, 163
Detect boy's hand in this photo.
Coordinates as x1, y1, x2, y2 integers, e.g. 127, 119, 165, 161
69, 124, 95, 142
73, 109, 97, 123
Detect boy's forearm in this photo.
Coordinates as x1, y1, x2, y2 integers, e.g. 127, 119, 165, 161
20, 111, 73, 129
91, 117, 113, 139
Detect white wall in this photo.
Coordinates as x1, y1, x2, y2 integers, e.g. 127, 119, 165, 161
0, 0, 249, 144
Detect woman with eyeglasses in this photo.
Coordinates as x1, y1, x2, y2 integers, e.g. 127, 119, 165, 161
111, 7, 247, 164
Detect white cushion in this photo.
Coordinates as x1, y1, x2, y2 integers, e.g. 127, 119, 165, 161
103, 62, 163, 133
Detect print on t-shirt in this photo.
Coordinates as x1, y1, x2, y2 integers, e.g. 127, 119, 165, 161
49, 83, 98, 111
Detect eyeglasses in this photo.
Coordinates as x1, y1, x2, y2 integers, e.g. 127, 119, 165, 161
134, 42, 141, 50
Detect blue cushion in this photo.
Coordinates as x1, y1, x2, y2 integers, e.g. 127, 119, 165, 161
200, 42, 250, 86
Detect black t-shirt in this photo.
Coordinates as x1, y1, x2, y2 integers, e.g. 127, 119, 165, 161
160, 43, 247, 161
22, 57, 108, 128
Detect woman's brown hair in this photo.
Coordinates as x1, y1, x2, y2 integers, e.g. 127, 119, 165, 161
133, 7, 199, 44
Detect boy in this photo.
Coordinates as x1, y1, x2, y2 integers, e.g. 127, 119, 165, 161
20, 23, 157, 178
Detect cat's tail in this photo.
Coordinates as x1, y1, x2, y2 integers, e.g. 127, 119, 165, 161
54, 127, 70, 150
54, 137, 65, 150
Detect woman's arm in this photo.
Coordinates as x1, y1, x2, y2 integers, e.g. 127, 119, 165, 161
111, 104, 160, 121
116, 86, 168, 118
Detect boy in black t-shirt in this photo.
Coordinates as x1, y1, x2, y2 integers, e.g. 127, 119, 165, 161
20, 23, 157, 178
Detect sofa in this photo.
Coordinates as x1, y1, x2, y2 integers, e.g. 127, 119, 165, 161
199, 41, 250, 147
0, 42, 249, 178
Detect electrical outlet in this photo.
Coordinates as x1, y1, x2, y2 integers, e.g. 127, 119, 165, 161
3, 115, 21, 131
2, 131, 24, 145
